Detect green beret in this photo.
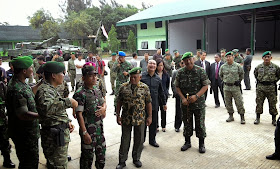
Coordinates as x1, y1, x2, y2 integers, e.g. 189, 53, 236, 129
129, 67, 142, 75
71, 52, 75, 55
165, 49, 169, 52
55, 57, 64, 62
173, 50, 178, 53
225, 51, 233, 56
11, 56, 33, 69
43, 61, 65, 73
82, 65, 97, 76
111, 53, 117, 56
181, 52, 193, 60
262, 51, 271, 57
37, 52, 41, 55
232, 49, 239, 53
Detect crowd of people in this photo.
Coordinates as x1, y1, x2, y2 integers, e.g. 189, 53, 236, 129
0, 47, 279, 169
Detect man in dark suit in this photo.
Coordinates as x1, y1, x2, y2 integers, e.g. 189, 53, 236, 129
194, 50, 210, 100
209, 53, 225, 108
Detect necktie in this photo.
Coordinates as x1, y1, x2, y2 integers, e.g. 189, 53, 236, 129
215, 63, 219, 79
201, 61, 204, 69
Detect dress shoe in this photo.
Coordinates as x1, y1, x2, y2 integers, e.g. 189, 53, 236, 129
116, 162, 126, 169
67, 155, 71, 161
240, 114, 246, 124
162, 128, 166, 132
133, 160, 142, 168
149, 142, 159, 147
175, 128, 180, 132
243, 88, 251, 90
266, 153, 280, 160
215, 105, 220, 108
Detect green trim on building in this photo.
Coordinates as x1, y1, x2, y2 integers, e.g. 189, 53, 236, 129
250, 9, 256, 55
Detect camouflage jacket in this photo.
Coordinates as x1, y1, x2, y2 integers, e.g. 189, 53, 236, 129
219, 62, 244, 91
234, 55, 244, 64
33, 59, 40, 72
175, 65, 210, 110
108, 60, 117, 77
56, 80, 70, 98
163, 58, 173, 76
75, 77, 106, 97
36, 81, 72, 127
68, 59, 76, 73
0, 81, 7, 126
6, 77, 39, 138
254, 62, 280, 91
73, 85, 104, 132
118, 82, 152, 126
173, 55, 182, 70
112, 61, 132, 84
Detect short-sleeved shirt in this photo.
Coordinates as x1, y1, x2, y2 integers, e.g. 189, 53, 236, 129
74, 59, 85, 75
108, 60, 117, 76
75, 77, 106, 97
35, 81, 72, 127
118, 82, 152, 126
112, 61, 132, 84
68, 59, 76, 71
175, 65, 210, 110
6, 77, 39, 138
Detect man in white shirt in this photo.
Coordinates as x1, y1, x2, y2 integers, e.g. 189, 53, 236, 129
74, 53, 85, 82
130, 53, 138, 68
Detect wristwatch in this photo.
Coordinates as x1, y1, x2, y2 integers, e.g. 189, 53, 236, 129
82, 130, 88, 136
195, 94, 199, 99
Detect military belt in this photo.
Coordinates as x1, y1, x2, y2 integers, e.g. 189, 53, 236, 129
224, 82, 235, 86
41, 123, 69, 146
258, 81, 275, 85
41, 122, 69, 130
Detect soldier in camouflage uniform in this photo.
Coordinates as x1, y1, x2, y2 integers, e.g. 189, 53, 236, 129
175, 52, 210, 154
28, 55, 35, 84
35, 61, 77, 169
173, 50, 182, 70
55, 57, 70, 99
112, 51, 132, 114
73, 65, 107, 169
254, 51, 280, 126
219, 51, 246, 124
6, 56, 41, 169
194, 49, 202, 61
0, 73, 15, 168
33, 55, 41, 82
116, 67, 152, 169
68, 52, 76, 92
232, 49, 244, 65
108, 53, 117, 95
220, 48, 227, 63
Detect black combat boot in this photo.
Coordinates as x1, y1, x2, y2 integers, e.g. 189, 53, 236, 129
254, 114, 260, 124
266, 153, 280, 160
181, 137, 191, 151
67, 155, 71, 161
3, 154, 15, 168
240, 114, 246, 124
272, 115, 277, 126
71, 87, 74, 92
226, 113, 234, 122
116, 162, 126, 169
199, 138, 206, 153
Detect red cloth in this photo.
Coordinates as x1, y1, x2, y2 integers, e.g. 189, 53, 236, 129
97, 60, 105, 75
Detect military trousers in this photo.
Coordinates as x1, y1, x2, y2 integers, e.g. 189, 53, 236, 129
224, 90, 245, 114
79, 128, 106, 169
98, 75, 107, 92
274, 117, 280, 155
174, 95, 182, 130
119, 123, 145, 163
41, 128, 70, 169
114, 80, 124, 107
244, 70, 251, 89
68, 70, 76, 88
144, 110, 158, 144
0, 125, 11, 156
110, 74, 116, 91
12, 134, 39, 169
256, 88, 278, 115
181, 106, 206, 139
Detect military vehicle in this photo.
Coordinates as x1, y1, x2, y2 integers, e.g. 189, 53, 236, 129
7, 37, 55, 58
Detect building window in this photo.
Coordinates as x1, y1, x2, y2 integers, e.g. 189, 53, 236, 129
141, 41, 148, 49
140, 23, 147, 29
155, 21, 162, 28
155, 41, 162, 49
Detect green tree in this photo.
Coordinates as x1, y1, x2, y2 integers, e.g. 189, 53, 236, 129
59, 0, 92, 15
127, 30, 136, 52
41, 20, 60, 39
108, 25, 120, 52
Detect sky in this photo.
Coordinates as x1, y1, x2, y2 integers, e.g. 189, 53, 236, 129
0, 0, 172, 26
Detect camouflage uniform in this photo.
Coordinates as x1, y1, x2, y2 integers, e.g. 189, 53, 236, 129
108, 60, 117, 92
76, 77, 106, 98
33, 58, 40, 82
68, 58, 76, 90
254, 63, 280, 115
163, 58, 173, 77
0, 81, 12, 162
117, 81, 152, 163
221, 56, 227, 63
73, 85, 106, 169
57, 80, 70, 98
173, 55, 182, 70
112, 61, 132, 107
175, 65, 210, 139
36, 81, 72, 169
234, 55, 244, 64
6, 77, 39, 169
219, 62, 245, 114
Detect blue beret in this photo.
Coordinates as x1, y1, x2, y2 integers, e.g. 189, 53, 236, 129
118, 51, 126, 57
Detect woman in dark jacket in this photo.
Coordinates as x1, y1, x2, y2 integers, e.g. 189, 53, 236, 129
156, 59, 170, 132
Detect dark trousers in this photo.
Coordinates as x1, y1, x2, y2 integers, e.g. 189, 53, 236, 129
274, 117, 280, 155
244, 70, 251, 89
0, 125, 11, 156
119, 123, 145, 163
158, 97, 167, 128
204, 89, 208, 100
174, 95, 182, 129
144, 110, 158, 144
213, 80, 225, 106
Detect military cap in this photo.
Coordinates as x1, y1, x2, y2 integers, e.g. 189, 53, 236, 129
165, 49, 169, 52
11, 56, 33, 69
225, 51, 233, 56
173, 50, 178, 53
43, 61, 65, 73
262, 51, 271, 57
111, 53, 117, 56
232, 49, 239, 53
181, 52, 193, 60
129, 67, 142, 75
118, 51, 126, 57
71, 52, 76, 55
82, 65, 97, 76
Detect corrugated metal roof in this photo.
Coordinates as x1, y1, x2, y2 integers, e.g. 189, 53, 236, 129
117, 0, 280, 26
